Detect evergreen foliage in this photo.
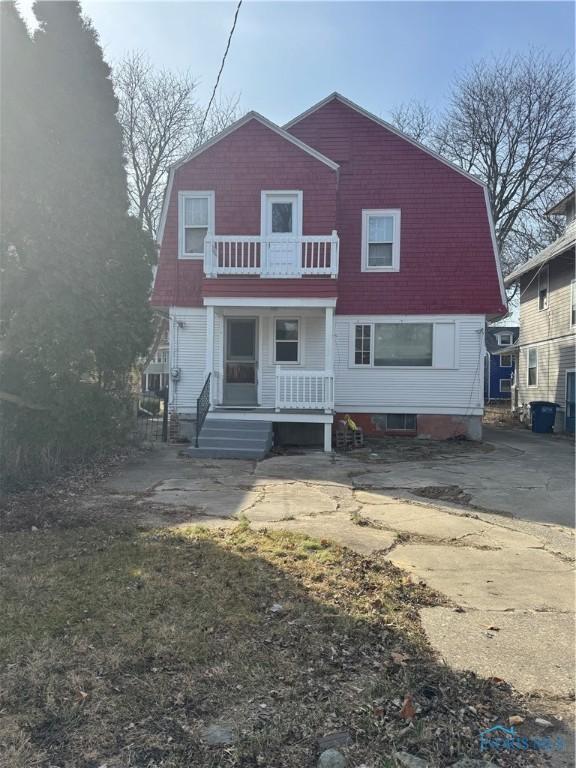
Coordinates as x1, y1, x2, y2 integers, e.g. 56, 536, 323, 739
0, 1, 153, 487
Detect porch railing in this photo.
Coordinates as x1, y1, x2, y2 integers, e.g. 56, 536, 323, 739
204, 232, 339, 278
195, 373, 211, 447
275, 369, 334, 411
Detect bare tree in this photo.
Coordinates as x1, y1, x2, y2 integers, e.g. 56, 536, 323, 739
390, 101, 435, 144
115, 51, 239, 236
391, 52, 574, 274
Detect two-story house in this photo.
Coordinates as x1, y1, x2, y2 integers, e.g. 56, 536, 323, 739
484, 325, 519, 401
151, 93, 506, 456
504, 191, 576, 433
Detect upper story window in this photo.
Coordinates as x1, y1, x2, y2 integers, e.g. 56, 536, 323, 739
361, 209, 401, 272
538, 264, 549, 311
571, 280, 575, 326
179, 191, 214, 259
497, 333, 512, 346
499, 354, 512, 367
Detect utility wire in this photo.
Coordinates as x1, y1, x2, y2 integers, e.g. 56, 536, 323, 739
197, 0, 243, 144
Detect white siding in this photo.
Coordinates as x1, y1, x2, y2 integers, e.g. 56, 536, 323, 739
169, 307, 207, 412
333, 314, 484, 415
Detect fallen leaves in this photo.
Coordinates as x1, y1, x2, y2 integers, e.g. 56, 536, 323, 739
399, 694, 416, 720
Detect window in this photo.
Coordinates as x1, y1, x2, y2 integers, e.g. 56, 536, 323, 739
354, 324, 371, 365
361, 209, 400, 271
274, 319, 299, 363
374, 323, 433, 367
538, 265, 549, 311
385, 414, 417, 431
500, 378, 512, 393
527, 347, 538, 386
571, 280, 575, 326
179, 191, 214, 258
497, 333, 512, 346
271, 202, 293, 233
500, 354, 512, 367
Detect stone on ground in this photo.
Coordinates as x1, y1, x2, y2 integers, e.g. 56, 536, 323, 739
318, 748, 346, 768
201, 722, 236, 745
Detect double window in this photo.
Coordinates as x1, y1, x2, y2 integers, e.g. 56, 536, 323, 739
353, 322, 434, 367
274, 319, 299, 363
361, 209, 401, 271
527, 347, 538, 387
179, 191, 214, 258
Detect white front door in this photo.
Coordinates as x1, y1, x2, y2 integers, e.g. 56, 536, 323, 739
262, 192, 300, 276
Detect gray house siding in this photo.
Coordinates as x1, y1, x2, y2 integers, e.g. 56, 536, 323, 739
515, 255, 575, 430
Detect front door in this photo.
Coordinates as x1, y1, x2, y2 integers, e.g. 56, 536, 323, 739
566, 371, 575, 433
223, 318, 258, 406
263, 193, 300, 276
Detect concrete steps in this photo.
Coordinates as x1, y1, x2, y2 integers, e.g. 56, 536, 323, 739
184, 418, 273, 460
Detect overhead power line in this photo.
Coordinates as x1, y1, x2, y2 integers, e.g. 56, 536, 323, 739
197, 0, 243, 144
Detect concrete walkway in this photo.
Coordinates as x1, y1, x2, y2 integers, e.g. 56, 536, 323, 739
96, 430, 575, 701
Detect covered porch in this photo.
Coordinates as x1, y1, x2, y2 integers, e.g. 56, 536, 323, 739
202, 297, 336, 448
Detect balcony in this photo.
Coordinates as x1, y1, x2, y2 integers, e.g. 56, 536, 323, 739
204, 232, 339, 278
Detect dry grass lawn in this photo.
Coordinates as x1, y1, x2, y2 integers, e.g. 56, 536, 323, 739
0, 519, 538, 767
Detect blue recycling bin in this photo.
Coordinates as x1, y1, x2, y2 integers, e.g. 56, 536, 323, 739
529, 401, 559, 433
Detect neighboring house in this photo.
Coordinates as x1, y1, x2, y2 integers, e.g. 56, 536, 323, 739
504, 191, 576, 433
141, 328, 170, 393
151, 93, 506, 453
484, 326, 519, 400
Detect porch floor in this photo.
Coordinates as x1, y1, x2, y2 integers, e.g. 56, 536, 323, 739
210, 407, 333, 424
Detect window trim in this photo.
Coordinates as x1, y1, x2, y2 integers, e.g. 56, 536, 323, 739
361, 209, 401, 272
273, 317, 301, 365
260, 191, 303, 238
538, 264, 549, 311
499, 354, 512, 368
178, 190, 215, 260
499, 378, 512, 393
353, 323, 373, 366
527, 346, 538, 387
349, 320, 443, 369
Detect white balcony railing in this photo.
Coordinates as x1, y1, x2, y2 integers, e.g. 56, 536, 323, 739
204, 232, 339, 278
275, 368, 334, 411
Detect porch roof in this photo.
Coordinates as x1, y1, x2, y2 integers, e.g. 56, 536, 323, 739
203, 296, 337, 308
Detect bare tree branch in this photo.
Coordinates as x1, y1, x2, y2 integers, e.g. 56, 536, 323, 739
391, 51, 575, 275
114, 51, 240, 238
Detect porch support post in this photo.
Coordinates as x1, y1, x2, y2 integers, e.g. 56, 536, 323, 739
324, 306, 334, 370
324, 306, 334, 413
323, 423, 332, 453
205, 306, 215, 404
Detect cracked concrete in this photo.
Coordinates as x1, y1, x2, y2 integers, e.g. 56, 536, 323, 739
94, 426, 574, 698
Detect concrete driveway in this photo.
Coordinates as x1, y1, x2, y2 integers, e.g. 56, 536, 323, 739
96, 426, 575, 707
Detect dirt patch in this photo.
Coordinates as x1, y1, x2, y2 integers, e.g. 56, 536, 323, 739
343, 436, 493, 464
412, 485, 473, 505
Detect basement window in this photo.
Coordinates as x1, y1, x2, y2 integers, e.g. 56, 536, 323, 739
385, 414, 417, 431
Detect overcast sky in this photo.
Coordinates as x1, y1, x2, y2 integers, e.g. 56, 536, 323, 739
20, 0, 575, 123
